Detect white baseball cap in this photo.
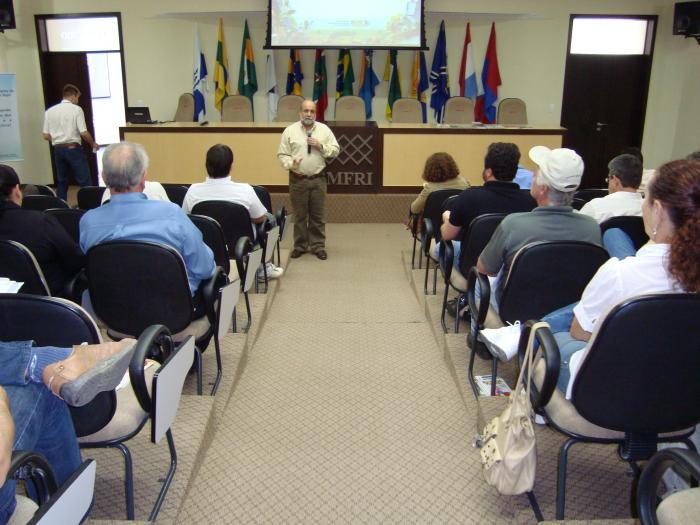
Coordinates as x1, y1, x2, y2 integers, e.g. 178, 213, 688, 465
528, 146, 584, 192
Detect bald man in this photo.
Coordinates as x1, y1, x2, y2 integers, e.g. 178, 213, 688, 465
277, 100, 339, 260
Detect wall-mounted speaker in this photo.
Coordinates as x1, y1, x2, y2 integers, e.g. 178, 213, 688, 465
674, 1, 700, 35
0, 0, 15, 30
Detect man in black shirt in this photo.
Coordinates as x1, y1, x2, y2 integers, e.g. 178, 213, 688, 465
0, 165, 84, 297
440, 142, 536, 266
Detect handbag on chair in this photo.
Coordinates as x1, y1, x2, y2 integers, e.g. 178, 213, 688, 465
479, 321, 548, 495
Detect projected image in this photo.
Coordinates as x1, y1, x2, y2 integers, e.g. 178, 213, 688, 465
271, 0, 422, 48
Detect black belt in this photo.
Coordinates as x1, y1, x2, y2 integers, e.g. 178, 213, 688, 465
54, 143, 81, 149
290, 171, 326, 180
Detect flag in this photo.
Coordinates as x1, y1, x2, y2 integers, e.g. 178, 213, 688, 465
475, 22, 501, 123
237, 19, 258, 104
266, 53, 278, 122
385, 50, 401, 120
313, 49, 328, 121
193, 24, 208, 122
214, 18, 231, 113
335, 49, 355, 99
459, 22, 482, 101
411, 51, 429, 123
358, 50, 379, 118
286, 49, 303, 95
429, 20, 450, 123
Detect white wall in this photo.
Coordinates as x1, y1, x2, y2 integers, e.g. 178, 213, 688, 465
0, 0, 696, 184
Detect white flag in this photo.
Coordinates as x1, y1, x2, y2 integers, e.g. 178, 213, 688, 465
266, 53, 278, 122
193, 24, 208, 122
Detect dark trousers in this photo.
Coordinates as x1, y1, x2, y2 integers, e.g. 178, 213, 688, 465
54, 147, 91, 201
289, 173, 327, 253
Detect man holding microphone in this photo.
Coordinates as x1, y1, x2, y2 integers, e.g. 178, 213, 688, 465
277, 100, 339, 260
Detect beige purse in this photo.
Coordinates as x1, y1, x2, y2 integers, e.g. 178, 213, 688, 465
480, 321, 548, 495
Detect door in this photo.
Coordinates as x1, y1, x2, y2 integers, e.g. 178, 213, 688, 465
560, 16, 657, 188
41, 53, 98, 184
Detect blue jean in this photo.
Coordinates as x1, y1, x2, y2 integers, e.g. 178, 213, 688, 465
552, 332, 587, 391
54, 147, 91, 201
603, 228, 637, 260
0, 341, 81, 522
436, 240, 461, 274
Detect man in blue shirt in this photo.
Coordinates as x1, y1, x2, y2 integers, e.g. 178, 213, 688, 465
80, 142, 216, 310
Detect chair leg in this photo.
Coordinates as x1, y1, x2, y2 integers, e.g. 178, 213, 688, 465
210, 335, 223, 396
556, 438, 577, 520
242, 291, 252, 333
194, 347, 203, 396
411, 237, 417, 269
276, 239, 281, 267
490, 357, 499, 396
440, 286, 450, 333
454, 294, 461, 334
232, 306, 238, 333
423, 257, 431, 295
262, 259, 269, 294
418, 248, 423, 269
467, 342, 481, 399
149, 429, 178, 522
432, 265, 438, 295
526, 491, 544, 523
114, 443, 135, 520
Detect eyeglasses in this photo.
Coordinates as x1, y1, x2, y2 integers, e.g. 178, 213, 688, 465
605, 174, 616, 183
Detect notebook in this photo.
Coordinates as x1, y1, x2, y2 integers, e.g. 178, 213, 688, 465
126, 107, 155, 124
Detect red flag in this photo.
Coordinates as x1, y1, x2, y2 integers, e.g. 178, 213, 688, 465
458, 23, 470, 97
313, 49, 328, 122
474, 22, 501, 123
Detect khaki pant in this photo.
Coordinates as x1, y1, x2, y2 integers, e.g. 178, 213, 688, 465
289, 173, 326, 253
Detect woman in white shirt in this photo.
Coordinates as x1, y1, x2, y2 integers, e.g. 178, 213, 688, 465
551, 159, 700, 391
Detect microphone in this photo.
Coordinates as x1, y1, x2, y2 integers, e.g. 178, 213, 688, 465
307, 130, 312, 154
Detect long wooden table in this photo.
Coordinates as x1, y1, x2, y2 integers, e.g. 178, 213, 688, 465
121, 122, 565, 192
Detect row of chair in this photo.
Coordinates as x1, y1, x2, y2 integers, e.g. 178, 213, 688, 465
175, 92, 528, 125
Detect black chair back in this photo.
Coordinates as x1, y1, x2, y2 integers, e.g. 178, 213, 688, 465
76, 186, 106, 210
191, 200, 256, 255
189, 214, 230, 274
572, 293, 700, 434
252, 185, 273, 213
458, 213, 506, 275
21, 195, 69, 211
0, 293, 115, 437
21, 184, 56, 197
86, 241, 194, 337
0, 240, 50, 295
600, 215, 648, 250
571, 197, 587, 211
422, 189, 463, 243
574, 188, 608, 203
499, 241, 609, 323
161, 184, 189, 206
45, 208, 85, 244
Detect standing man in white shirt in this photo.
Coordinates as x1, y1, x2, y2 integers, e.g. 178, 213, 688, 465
579, 153, 643, 223
42, 84, 99, 201
277, 100, 340, 260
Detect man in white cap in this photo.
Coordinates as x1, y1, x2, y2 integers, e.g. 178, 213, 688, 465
475, 146, 602, 310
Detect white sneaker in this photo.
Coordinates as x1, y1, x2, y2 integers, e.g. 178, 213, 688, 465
478, 322, 521, 362
257, 262, 284, 282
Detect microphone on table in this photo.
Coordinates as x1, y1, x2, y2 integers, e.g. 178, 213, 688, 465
307, 130, 312, 154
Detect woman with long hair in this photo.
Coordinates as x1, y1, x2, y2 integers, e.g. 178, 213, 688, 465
409, 152, 469, 214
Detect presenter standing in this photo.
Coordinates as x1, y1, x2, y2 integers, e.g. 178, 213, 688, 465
42, 84, 99, 201
277, 100, 339, 260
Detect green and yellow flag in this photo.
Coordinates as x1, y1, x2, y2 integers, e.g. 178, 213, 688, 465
385, 50, 401, 121
237, 19, 258, 103
214, 18, 231, 112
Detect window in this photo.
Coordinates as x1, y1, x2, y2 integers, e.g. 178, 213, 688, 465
570, 18, 650, 55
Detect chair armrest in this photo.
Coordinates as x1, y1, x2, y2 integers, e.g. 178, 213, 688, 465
441, 240, 454, 283
202, 266, 226, 324
234, 236, 253, 281
467, 266, 490, 327
421, 218, 434, 256
9, 450, 57, 504
255, 221, 267, 246
517, 320, 560, 410
63, 269, 87, 304
408, 211, 420, 236
638, 448, 700, 525
128, 325, 174, 413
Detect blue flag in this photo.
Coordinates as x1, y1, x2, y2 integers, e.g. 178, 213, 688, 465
193, 24, 208, 122
429, 20, 450, 123
358, 50, 379, 118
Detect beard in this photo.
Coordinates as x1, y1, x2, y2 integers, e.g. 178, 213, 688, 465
301, 117, 315, 126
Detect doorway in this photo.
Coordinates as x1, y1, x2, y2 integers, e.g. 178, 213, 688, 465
35, 13, 127, 186
560, 15, 657, 188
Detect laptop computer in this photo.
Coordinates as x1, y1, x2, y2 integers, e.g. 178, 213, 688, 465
126, 107, 155, 124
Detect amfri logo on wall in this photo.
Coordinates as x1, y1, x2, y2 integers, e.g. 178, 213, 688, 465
327, 171, 374, 186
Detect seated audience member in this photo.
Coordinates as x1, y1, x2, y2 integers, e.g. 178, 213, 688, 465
439, 143, 536, 315
622, 146, 655, 196
182, 144, 283, 280
80, 142, 216, 314
0, 339, 136, 522
476, 146, 601, 311
101, 179, 170, 204
688, 150, 700, 161
409, 152, 469, 215
580, 153, 643, 223
0, 165, 85, 296
483, 160, 700, 388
